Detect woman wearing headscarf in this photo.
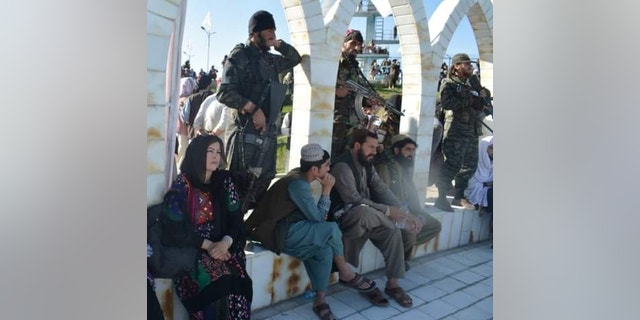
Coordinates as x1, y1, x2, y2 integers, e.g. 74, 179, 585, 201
162, 134, 252, 320
464, 135, 494, 214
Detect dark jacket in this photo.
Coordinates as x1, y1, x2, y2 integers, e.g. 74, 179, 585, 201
244, 169, 304, 254
216, 40, 301, 169
217, 41, 301, 132
439, 74, 486, 137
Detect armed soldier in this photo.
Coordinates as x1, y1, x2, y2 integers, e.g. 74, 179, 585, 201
217, 10, 302, 211
333, 29, 379, 158
434, 53, 491, 212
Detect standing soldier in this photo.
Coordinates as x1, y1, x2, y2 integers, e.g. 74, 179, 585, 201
332, 29, 381, 158
434, 53, 490, 212
217, 10, 302, 211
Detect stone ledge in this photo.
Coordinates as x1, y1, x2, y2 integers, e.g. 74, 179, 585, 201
155, 203, 491, 319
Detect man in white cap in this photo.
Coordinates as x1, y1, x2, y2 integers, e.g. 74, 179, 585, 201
246, 143, 377, 320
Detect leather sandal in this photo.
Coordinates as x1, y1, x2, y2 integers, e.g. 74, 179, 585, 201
384, 286, 413, 308
339, 273, 376, 293
312, 303, 336, 320
361, 287, 390, 307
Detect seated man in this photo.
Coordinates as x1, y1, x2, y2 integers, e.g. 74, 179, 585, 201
374, 134, 442, 264
246, 143, 376, 320
464, 135, 493, 215
330, 129, 422, 308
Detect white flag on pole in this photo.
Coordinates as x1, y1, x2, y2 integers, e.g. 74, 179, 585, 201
201, 11, 212, 33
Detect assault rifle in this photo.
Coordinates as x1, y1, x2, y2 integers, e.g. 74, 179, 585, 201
239, 79, 288, 213
344, 79, 405, 117
469, 74, 493, 118
466, 75, 494, 133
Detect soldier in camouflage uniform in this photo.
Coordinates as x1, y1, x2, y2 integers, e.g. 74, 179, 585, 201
434, 53, 490, 212
217, 10, 301, 211
332, 29, 380, 158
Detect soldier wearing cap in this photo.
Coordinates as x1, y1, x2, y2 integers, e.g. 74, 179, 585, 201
375, 134, 442, 263
434, 53, 490, 212
217, 10, 301, 211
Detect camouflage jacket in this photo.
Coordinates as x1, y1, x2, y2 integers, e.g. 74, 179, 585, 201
335, 55, 370, 125
217, 40, 301, 134
438, 75, 485, 137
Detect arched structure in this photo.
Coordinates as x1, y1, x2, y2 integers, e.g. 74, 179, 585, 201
430, 0, 494, 93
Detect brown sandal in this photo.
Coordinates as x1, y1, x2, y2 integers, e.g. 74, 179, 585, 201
312, 303, 336, 320
361, 287, 390, 307
384, 286, 413, 308
339, 273, 376, 293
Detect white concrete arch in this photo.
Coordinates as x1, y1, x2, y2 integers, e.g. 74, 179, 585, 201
468, 0, 494, 93
147, 0, 187, 206
429, 0, 493, 65
386, 0, 438, 207
281, 0, 363, 169
428, 0, 494, 91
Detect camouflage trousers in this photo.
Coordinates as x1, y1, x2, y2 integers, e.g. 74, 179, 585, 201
436, 134, 479, 199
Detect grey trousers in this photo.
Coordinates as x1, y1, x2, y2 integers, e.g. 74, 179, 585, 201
338, 205, 406, 279
402, 211, 442, 261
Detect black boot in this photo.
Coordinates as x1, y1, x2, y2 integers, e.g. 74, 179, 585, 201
434, 194, 453, 212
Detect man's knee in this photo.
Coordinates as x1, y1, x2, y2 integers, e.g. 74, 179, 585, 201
315, 245, 333, 261
401, 229, 417, 248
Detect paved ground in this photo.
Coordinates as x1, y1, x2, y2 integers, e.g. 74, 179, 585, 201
251, 241, 493, 320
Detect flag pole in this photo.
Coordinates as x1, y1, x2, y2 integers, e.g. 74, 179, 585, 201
200, 11, 215, 69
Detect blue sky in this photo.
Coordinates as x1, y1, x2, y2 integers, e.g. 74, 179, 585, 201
181, 0, 480, 72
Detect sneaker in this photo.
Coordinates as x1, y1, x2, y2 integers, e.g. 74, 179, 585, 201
434, 196, 454, 212
450, 198, 462, 206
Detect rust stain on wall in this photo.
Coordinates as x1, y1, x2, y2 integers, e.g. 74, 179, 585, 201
147, 127, 162, 140
272, 256, 282, 282
288, 259, 301, 270
286, 259, 301, 297
269, 256, 283, 303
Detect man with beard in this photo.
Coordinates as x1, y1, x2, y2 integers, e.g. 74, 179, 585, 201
434, 53, 490, 212
217, 10, 301, 211
374, 134, 442, 263
329, 129, 419, 308
332, 29, 382, 158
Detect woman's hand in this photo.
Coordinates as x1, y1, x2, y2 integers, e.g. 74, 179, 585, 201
207, 241, 231, 261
